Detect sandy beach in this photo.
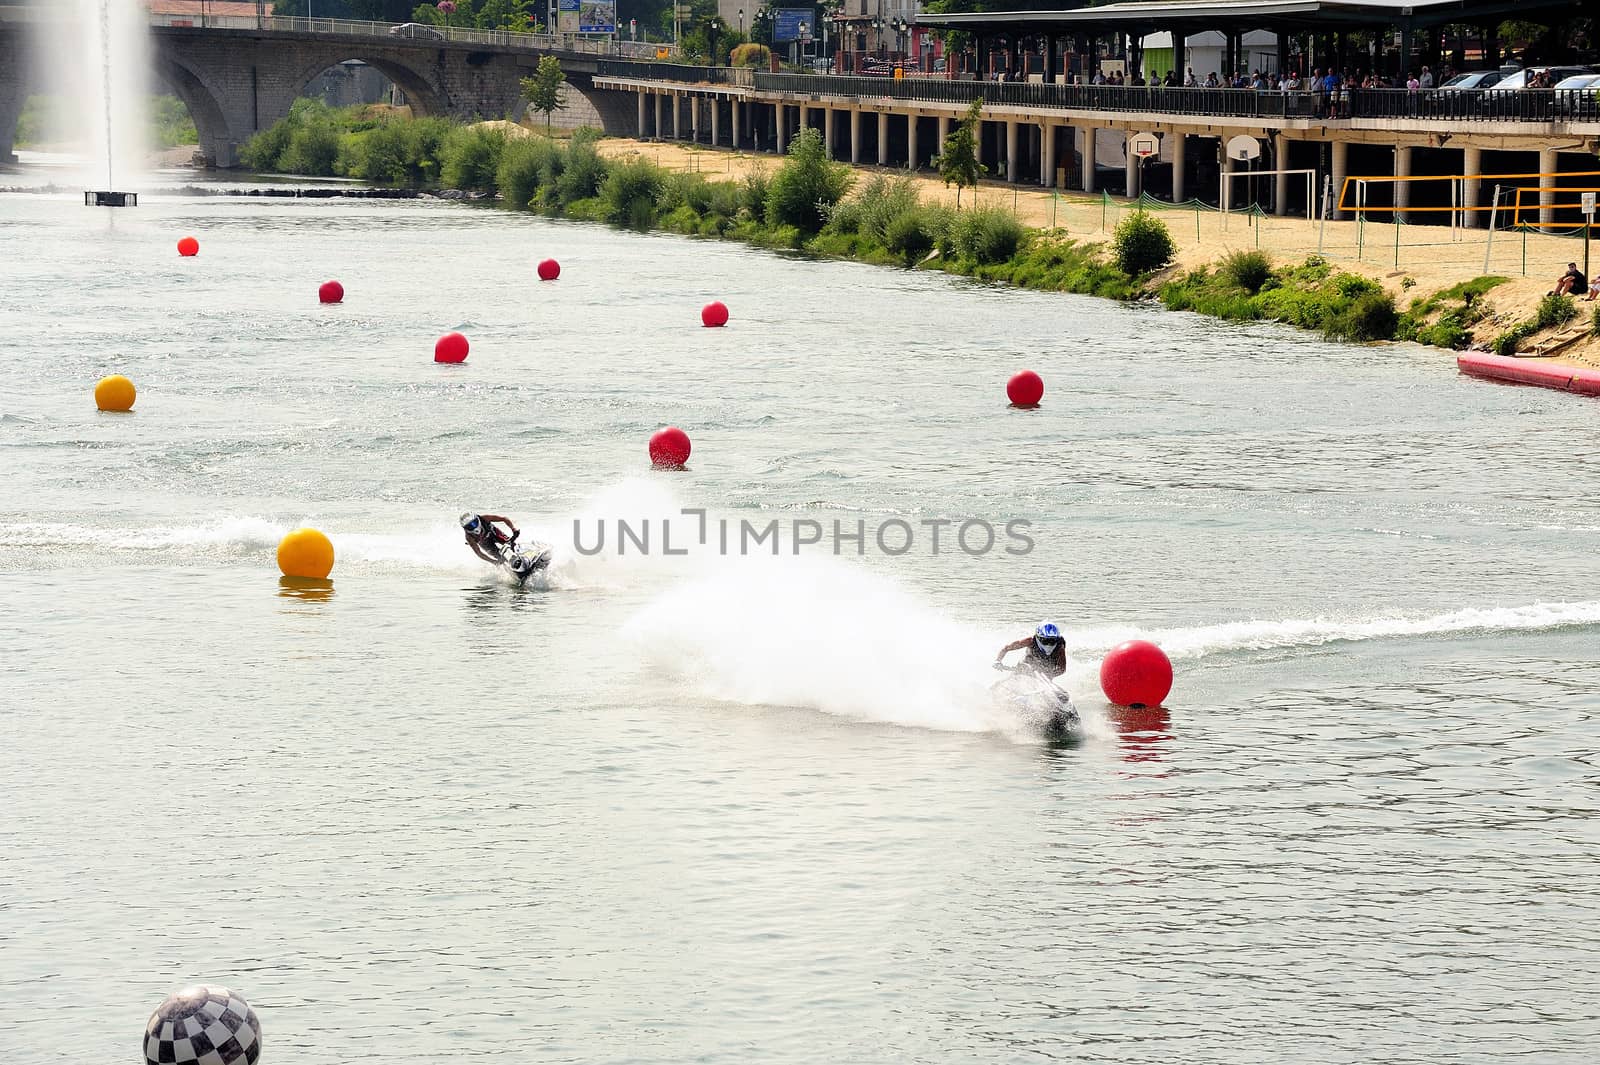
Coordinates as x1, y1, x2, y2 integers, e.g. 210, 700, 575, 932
597, 137, 1600, 368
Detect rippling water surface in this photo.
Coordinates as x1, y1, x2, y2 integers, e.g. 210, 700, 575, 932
2, 182, 1598, 1064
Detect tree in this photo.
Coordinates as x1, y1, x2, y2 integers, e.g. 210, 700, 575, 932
520, 55, 567, 131
936, 98, 985, 207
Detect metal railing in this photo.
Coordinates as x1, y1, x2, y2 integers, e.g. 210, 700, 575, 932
594, 60, 753, 86
599, 64, 1600, 125
139, 12, 659, 59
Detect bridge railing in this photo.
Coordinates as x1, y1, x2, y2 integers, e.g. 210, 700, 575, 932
595, 61, 753, 87
594, 64, 1600, 126
143, 12, 660, 59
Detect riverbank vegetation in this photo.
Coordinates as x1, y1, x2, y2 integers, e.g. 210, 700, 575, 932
237, 107, 1564, 352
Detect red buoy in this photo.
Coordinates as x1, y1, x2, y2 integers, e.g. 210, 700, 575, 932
537, 258, 560, 281
434, 332, 469, 363
318, 280, 344, 304
649, 426, 692, 469
1007, 370, 1044, 407
1099, 640, 1173, 708
177, 236, 199, 257
701, 300, 729, 328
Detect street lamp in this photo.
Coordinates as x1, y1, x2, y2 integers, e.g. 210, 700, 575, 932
739, 8, 744, 38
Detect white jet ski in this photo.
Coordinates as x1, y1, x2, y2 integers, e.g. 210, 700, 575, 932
489, 536, 554, 585
991, 664, 1081, 741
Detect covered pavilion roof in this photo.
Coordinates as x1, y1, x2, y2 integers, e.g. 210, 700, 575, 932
918, 0, 1588, 34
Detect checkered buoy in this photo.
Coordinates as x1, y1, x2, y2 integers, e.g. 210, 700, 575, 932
144, 985, 261, 1065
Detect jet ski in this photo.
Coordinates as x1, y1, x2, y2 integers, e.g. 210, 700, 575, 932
991, 664, 1081, 741
489, 536, 554, 585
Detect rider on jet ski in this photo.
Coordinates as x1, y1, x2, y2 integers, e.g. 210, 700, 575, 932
461, 512, 520, 564
994, 622, 1066, 679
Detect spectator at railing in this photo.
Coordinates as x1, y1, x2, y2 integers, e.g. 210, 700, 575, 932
1419, 66, 1434, 89
1184, 68, 1197, 87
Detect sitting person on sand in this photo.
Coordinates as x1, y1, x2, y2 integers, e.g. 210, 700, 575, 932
1550, 262, 1587, 298
1587, 275, 1600, 302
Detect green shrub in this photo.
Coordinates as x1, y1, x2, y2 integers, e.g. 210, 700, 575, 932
950, 206, 1027, 264
1219, 250, 1273, 294
883, 206, 939, 264
826, 174, 921, 242
441, 124, 507, 191
730, 43, 771, 68
658, 171, 715, 215
600, 155, 665, 228
764, 128, 852, 233
495, 135, 552, 208
239, 116, 293, 171
1593, 306, 1600, 337
1112, 209, 1175, 275
1492, 322, 1537, 356
740, 169, 771, 219
1332, 272, 1379, 298
1535, 293, 1577, 329
1326, 290, 1399, 342
279, 120, 341, 175
555, 130, 607, 204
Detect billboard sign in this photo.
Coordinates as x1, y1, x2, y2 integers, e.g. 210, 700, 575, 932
579, 0, 616, 33
772, 8, 812, 43
557, 0, 578, 34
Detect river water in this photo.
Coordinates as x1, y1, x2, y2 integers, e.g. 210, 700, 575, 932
2, 170, 1598, 1064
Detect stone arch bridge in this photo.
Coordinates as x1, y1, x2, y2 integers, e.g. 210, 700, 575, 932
0, 18, 640, 166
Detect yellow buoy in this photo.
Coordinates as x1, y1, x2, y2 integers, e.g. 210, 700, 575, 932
95, 374, 137, 412
277, 527, 335, 580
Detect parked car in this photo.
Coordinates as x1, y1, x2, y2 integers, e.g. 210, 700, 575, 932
388, 23, 445, 41
1436, 70, 1503, 90
1491, 66, 1590, 90
1553, 72, 1600, 117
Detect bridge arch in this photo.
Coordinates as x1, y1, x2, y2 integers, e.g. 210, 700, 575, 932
283, 52, 448, 118
152, 56, 231, 167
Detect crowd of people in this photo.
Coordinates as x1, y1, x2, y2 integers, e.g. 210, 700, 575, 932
1025, 63, 1457, 98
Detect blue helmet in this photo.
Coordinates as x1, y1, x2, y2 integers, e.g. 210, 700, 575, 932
1034, 621, 1062, 653
460, 512, 482, 534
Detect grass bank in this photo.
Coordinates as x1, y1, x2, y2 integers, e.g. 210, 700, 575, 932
241, 108, 1589, 355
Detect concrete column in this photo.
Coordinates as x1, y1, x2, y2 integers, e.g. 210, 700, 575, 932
637, 92, 647, 138
850, 109, 862, 164
1462, 146, 1483, 228
732, 99, 742, 149
1041, 123, 1056, 187
937, 115, 950, 158
1171, 131, 1186, 203
1539, 148, 1557, 226
1219, 138, 1232, 211
654, 93, 665, 140
877, 111, 890, 166
691, 96, 701, 143
1081, 126, 1097, 193
824, 107, 835, 158
1274, 133, 1290, 215
1331, 139, 1348, 219
1005, 120, 1019, 183
710, 98, 720, 147
1126, 140, 1139, 198
1394, 144, 1412, 221
907, 114, 920, 170
799, 103, 809, 135
672, 92, 682, 139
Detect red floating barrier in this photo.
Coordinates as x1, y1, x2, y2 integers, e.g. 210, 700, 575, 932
537, 258, 561, 281
434, 332, 469, 363
318, 280, 344, 304
1007, 370, 1044, 407
649, 426, 692, 469
177, 236, 199, 257
1099, 640, 1173, 708
701, 301, 729, 328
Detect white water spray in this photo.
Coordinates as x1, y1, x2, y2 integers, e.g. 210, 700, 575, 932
34, 0, 151, 187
